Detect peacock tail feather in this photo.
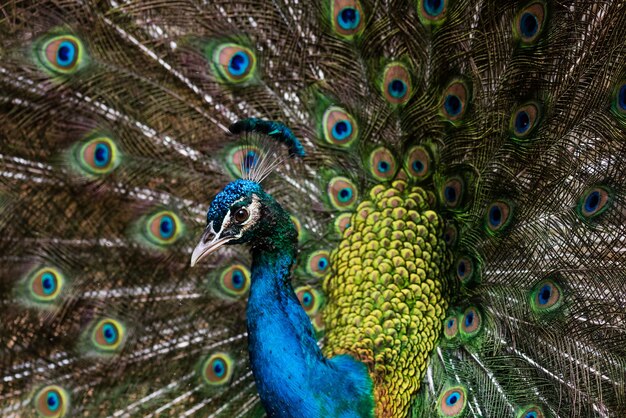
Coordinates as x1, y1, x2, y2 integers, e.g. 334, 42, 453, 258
1, 0, 625, 417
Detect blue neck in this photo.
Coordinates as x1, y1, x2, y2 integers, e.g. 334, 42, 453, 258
246, 232, 374, 418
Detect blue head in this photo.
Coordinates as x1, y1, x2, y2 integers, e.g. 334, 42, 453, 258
191, 179, 296, 266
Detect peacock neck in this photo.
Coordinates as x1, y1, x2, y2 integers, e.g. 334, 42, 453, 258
246, 214, 374, 417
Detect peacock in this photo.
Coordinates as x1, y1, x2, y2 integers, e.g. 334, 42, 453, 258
1, 0, 625, 417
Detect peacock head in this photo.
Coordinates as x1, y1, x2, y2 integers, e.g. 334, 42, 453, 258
190, 179, 296, 266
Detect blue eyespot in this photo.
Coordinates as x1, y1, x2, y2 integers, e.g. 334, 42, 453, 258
56, 41, 76, 68
296, 286, 322, 314
338, 7, 361, 30
519, 406, 545, 418
538, 284, 551, 305
159, 215, 175, 239
446, 391, 460, 406
145, 210, 183, 247
38, 34, 84, 75
531, 280, 562, 312
447, 319, 454, 328
93, 143, 110, 167
232, 270, 244, 289
219, 265, 250, 297
317, 257, 329, 270
444, 95, 462, 117
382, 63, 412, 104
307, 250, 332, 278
339, 187, 353, 202
457, 260, 466, 277
489, 205, 502, 227
455, 257, 474, 283
332, 120, 353, 141
520, 12, 539, 38
388, 79, 407, 99
444, 185, 457, 203
439, 386, 466, 415
244, 151, 258, 172
441, 81, 469, 121
412, 160, 424, 173
228, 51, 250, 77
424, 0, 444, 16
584, 190, 600, 213
92, 319, 125, 351
515, 3, 546, 43
578, 187, 610, 219
461, 307, 481, 336
515, 110, 531, 134
378, 161, 390, 173
328, 177, 358, 210
202, 353, 234, 385
103, 323, 118, 344
47, 391, 60, 411
302, 291, 313, 307
213, 359, 226, 377
41, 272, 56, 295
211, 43, 257, 83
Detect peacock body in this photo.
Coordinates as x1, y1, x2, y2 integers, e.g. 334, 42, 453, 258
1, 1, 626, 417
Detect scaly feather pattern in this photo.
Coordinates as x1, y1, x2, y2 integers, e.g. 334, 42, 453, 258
1, 0, 625, 417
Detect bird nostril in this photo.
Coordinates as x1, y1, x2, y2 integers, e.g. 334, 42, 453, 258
203, 232, 215, 244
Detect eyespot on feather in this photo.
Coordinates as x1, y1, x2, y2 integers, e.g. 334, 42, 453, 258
227, 145, 263, 178
460, 306, 481, 337
577, 186, 611, 219
405, 146, 432, 180
202, 352, 234, 386
331, 0, 365, 38
443, 222, 458, 247
29, 267, 64, 303
76, 136, 120, 176
144, 211, 183, 246
437, 386, 467, 417
516, 405, 545, 418
295, 286, 323, 315
219, 264, 251, 297
418, 0, 448, 24
37, 34, 85, 75
455, 256, 473, 283
530, 279, 562, 313
322, 106, 358, 147
485, 200, 513, 233
368, 147, 397, 181
334, 212, 353, 235
441, 177, 464, 208
91, 318, 125, 352
210, 43, 257, 84
306, 250, 331, 278
34, 385, 69, 417
382, 63, 412, 105
443, 315, 458, 339
441, 81, 469, 122
328, 176, 358, 210
514, 2, 546, 44
510, 103, 540, 138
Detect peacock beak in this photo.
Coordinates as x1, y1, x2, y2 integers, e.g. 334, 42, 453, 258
190, 227, 232, 267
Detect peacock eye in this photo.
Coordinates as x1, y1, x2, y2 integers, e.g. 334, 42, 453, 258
37, 34, 85, 75
233, 207, 249, 224
382, 62, 412, 105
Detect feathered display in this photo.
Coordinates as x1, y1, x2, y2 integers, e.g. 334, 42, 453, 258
1, 1, 625, 417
